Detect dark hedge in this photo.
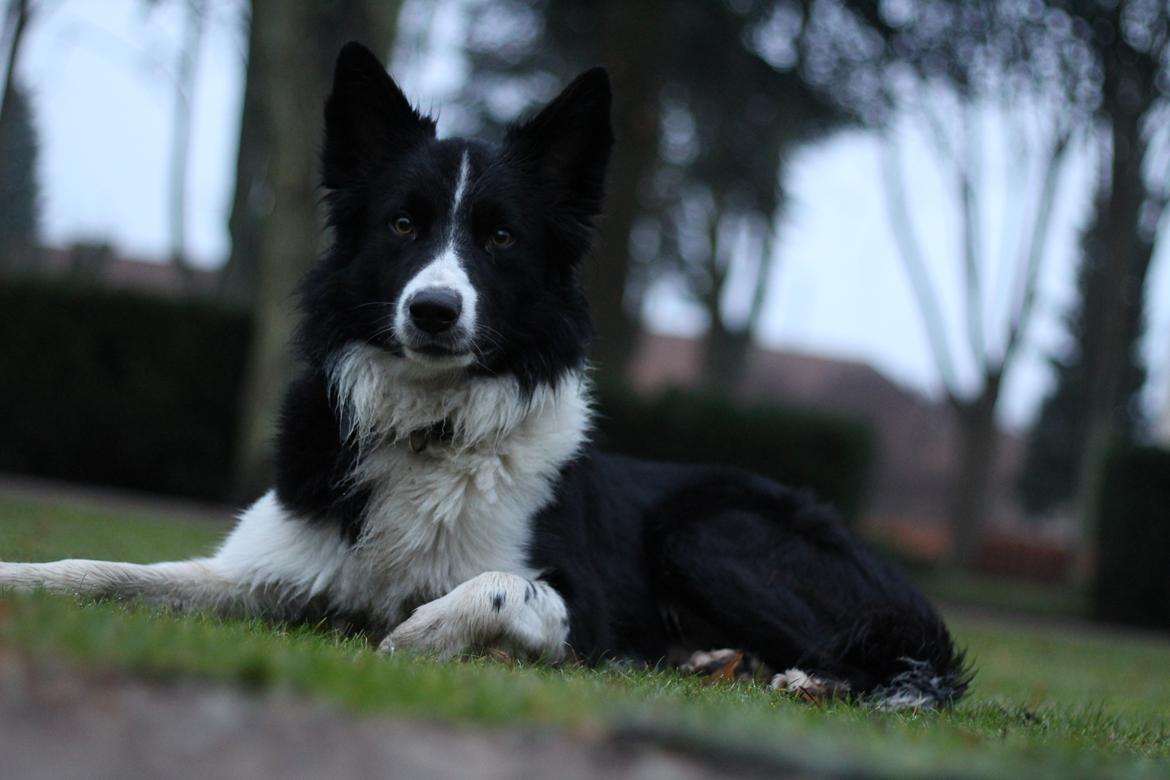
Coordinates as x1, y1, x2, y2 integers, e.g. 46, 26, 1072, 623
593, 384, 875, 523
0, 282, 874, 519
1094, 444, 1170, 630
0, 281, 249, 500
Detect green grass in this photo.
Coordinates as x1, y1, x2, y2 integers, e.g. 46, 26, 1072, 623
912, 568, 1089, 619
2, 495, 1169, 778
0, 496, 224, 562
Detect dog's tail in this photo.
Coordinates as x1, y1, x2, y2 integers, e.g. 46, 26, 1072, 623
827, 608, 972, 710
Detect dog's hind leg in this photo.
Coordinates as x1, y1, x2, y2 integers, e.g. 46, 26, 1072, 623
647, 479, 970, 708
0, 492, 340, 620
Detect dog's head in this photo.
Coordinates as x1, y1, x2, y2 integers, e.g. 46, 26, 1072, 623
299, 42, 612, 392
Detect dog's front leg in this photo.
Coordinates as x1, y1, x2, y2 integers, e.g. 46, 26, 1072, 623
379, 572, 569, 661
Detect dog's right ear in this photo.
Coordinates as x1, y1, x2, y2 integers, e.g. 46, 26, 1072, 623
504, 68, 613, 218
322, 42, 436, 188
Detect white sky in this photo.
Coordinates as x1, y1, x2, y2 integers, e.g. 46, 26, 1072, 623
10, 0, 1170, 432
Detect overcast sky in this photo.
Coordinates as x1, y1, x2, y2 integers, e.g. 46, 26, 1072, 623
10, 0, 1170, 431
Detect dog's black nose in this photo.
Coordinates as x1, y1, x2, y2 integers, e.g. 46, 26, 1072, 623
408, 287, 463, 334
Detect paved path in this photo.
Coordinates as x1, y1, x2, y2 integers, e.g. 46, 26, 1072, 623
0, 651, 807, 780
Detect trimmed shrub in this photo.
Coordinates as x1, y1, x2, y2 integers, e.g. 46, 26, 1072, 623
1094, 444, 1170, 630
594, 383, 875, 523
0, 281, 249, 500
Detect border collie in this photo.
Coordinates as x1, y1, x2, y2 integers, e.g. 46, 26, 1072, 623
0, 43, 968, 709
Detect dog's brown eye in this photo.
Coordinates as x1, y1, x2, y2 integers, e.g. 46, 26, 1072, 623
391, 214, 415, 237
488, 226, 514, 250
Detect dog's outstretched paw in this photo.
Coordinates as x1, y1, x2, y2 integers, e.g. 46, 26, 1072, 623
377, 600, 461, 658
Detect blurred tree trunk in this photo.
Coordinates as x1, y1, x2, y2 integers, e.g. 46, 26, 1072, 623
700, 214, 777, 389
232, 0, 400, 500
586, 0, 667, 380
948, 373, 1002, 570
0, 82, 37, 273
703, 323, 752, 393
1071, 90, 1158, 569
217, 6, 268, 308
0, 0, 37, 275
1020, 2, 1168, 575
0, 0, 30, 177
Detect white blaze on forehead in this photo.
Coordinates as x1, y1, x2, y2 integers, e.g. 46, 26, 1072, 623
394, 150, 478, 355
450, 150, 471, 224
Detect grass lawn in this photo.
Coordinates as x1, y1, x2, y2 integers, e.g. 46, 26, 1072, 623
1, 494, 1168, 778
911, 567, 1090, 620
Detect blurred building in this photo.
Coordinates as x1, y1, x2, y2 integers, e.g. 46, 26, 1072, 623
32, 246, 219, 296
628, 332, 1069, 574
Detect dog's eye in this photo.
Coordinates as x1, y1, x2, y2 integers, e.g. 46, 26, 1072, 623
488, 227, 514, 250
391, 214, 416, 238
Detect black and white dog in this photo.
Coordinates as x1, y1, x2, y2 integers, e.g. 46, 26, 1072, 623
0, 43, 968, 709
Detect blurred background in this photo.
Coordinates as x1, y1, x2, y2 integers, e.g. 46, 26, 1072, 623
1, 0, 1168, 629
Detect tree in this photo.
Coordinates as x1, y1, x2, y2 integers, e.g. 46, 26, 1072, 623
0, 80, 38, 271
858, 1, 1094, 567
0, 0, 38, 273
0, 0, 31, 156
1021, 1, 1170, 554
883, 105, 1076, 568
231, 0, 402, 498
218, 0, 269, 309
1019, 191, 1147, 517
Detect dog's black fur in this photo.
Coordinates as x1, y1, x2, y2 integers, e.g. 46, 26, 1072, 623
278, 43, 969, 706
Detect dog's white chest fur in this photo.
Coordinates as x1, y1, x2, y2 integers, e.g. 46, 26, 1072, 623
214, 343, 590, 626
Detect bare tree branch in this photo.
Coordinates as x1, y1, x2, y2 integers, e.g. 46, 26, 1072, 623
880, 131, 962, 400
746, 216, 777, 333
701, 199, 728, 317
994, 100, 1031, 300
1000, 128, 1072, 369
958, 96, 988, 374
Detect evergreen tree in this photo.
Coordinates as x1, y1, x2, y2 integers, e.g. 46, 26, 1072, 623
1020, 1, 1168, 533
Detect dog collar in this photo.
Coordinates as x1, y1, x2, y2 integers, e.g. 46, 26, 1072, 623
407, 419, 454, 453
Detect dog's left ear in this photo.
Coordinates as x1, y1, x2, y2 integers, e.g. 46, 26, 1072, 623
505, 68, 613, 217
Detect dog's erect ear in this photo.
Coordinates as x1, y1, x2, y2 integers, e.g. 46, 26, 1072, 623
504, 68, 613, 216
322, 42, 436, 188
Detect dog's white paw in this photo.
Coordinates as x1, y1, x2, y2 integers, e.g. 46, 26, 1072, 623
769, 667, 850, 701
681, 648, 741, 674
378, 597, 464, 657
376, 571, 570, 661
